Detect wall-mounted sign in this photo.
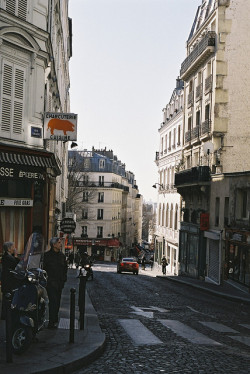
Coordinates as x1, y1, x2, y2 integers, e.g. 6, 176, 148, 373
0, 165, 45, 180
0, 199, 33, 207
44, 112, 77, 141
31, 127, 42, 138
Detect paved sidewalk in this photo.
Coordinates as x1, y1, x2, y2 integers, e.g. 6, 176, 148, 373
0, 268, 106, 374
141, 262, 250, 305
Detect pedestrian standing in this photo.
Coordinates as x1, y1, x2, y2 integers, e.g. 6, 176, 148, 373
1, 242, 20, 320
161, 255, 168, 275
43, 237, 67, 329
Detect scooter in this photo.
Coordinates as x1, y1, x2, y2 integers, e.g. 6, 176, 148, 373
84, 262, 93, 280
10, 232, 48, 354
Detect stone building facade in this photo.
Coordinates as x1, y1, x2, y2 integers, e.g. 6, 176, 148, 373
175, 0, 250, 289
0, 0, 72, 251
154, 79, 184, 275
68, 149, 142, 261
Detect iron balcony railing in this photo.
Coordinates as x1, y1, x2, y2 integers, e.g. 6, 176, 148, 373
185, 130, 191, 143
180, 32, 216, 77
187, 91, 194, 108
175, 166, 211, 187
196, 83, 203, 101
191, 126, 199, 140
205, 74, 213, 93
201, 119, 211, 135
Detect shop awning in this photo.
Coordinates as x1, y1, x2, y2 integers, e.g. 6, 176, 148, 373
0, 144, 61, 176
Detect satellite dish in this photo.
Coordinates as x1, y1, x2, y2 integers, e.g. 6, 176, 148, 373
203, 142, 214, 155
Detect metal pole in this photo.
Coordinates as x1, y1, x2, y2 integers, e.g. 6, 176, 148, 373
5, 293, 12, 363
78, 271, 87, 330
69, 288, 76, 343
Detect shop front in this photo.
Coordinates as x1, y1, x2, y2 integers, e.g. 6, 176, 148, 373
73, 237, 121, 262
0, 144, 60, 254
179, 222, 206, 279
225, 229, 250, 289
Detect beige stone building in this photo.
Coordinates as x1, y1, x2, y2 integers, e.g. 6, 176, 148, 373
175, 0, 250, 289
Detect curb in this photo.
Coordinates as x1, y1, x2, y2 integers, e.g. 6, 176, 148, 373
157, 276, 250, 305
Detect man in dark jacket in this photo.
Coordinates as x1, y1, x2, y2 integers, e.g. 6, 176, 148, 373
43, 237, 67, 329
1, 242, 20, 319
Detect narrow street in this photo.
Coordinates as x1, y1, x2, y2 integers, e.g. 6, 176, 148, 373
74, 263, 250, 374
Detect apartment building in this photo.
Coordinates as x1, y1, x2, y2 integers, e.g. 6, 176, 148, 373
154, 79, 184, 275
0, 0, 72, 250
175, 0, 250, 288
68, 148, 142, 261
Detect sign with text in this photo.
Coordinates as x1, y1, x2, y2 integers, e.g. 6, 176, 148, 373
44, 112, 77, 141
60, 218, 76, 234
0, 165, 45, 180
0, 199, 33, 207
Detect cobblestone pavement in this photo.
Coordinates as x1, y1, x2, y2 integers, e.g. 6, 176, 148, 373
74, 263, 250, 374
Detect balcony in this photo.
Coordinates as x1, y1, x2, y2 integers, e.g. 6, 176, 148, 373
201, 119, 211, 136
205, 74, 213, 94
196, 83, 203, 101
180, 32, 216, 80
185, 130, 191, 143
175, 166, 211, 187
187, 91, 194, 108
191, 126, 199, 142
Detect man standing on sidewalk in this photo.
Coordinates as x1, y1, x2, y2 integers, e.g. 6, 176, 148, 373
43, 237, 68, 329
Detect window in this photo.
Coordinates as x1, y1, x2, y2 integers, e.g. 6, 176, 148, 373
97, 226, 103, 238
99, 176, 104, 186
170, 204, 173, 228
224, 197, 229, 226
173, 128, 176, 147
82, 175, 89, 185
97, 209, 103, 220
215, 197, 220, 227
162, 204, 165, 226
99, 159, 105, 169
168, 131, 171, 150
205, 104, 210, 121
82, 192, 88, 202
236, 190, 248, 219
98, 192, 104, 203
166, 204, 169, 227
178, 125, 181, 145
6, 0, 28, 20
196, 110, 201, 128
1, 61, 25, 140
82, 209, 88, 219
81, 226, 87, 238
165, 134, 168, 152
174, 205, 178, 230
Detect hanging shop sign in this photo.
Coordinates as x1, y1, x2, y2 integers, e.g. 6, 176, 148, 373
44, 112, 78, 141
60, 218, 76, 234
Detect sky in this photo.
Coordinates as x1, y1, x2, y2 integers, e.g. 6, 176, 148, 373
68, 0, 201, 203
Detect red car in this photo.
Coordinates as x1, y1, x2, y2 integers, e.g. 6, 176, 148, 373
117, 257, 139, 275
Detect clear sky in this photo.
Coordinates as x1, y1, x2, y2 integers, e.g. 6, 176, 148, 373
68, 0, 201, 203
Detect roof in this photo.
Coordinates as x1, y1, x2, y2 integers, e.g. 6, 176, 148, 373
188, 0, 216, 41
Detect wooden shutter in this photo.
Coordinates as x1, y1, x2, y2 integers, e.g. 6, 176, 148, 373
6, 0, 27, 21
1, 61, 25, 140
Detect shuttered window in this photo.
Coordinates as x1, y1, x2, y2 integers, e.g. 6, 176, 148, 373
6, 0, 28, 21
1, 61, 25, 140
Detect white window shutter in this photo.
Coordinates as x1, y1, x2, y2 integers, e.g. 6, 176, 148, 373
0, 61, 25, 140
1, 63, 13, 133
6, 0, 16, 15
18, 0, 28, 20
13, 67, 24, 135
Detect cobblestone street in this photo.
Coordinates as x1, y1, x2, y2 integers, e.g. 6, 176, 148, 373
74, 263, 250, 374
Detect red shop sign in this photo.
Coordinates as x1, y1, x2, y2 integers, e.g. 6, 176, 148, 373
200, 213, 209, 231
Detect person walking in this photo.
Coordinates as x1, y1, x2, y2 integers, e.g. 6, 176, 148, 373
43, 237, 67, 329
1, 242, 20, 319
141, 256, 146, 270
161, 255, 168, 275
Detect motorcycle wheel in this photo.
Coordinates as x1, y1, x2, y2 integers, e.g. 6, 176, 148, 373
12, 325, 33, 354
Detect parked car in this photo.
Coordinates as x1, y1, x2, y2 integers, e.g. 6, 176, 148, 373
117, 257, 139, 275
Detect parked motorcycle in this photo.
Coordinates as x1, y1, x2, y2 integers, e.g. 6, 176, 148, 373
10, 232, 48, 354
84, 262, 94, 280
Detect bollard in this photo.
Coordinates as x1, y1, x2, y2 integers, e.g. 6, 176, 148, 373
69, 288, 76, 343
78, 269, 87, 330
5, 293, 13, 363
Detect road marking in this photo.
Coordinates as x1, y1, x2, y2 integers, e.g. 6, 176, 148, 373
199, 321, 238, 333
118, 319, 163, 345
149, 306, 169, 312
239, 324, 250, 330
228, 335, 250, 347
159, 320, 222, 346
130, 306, 154, 318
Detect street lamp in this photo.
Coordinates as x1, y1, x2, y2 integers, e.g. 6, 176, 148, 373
152, 183, 163, 189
